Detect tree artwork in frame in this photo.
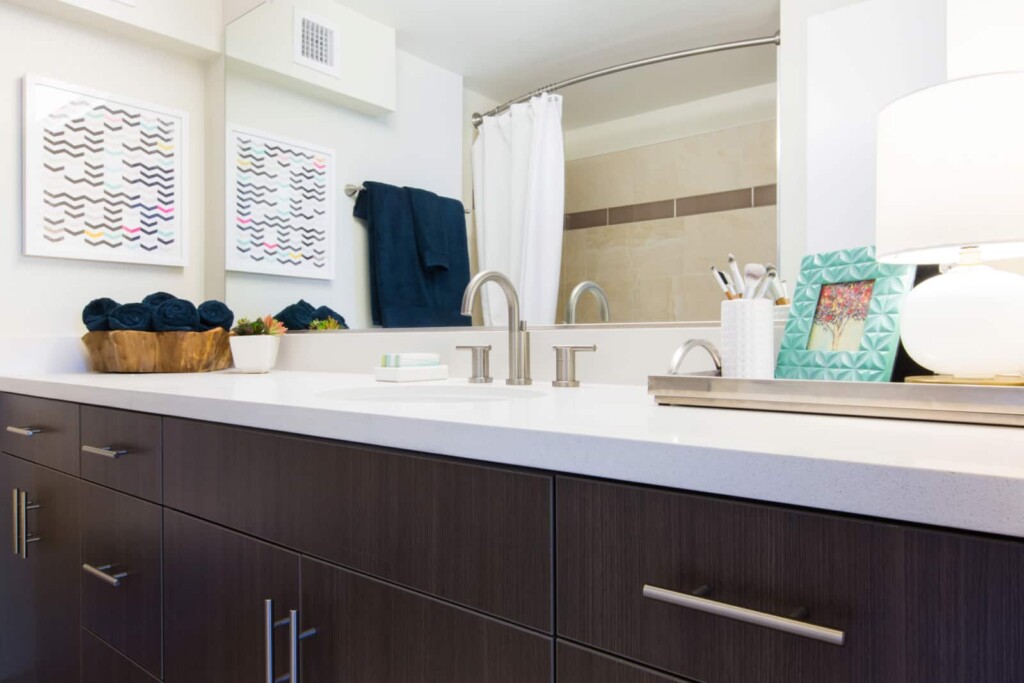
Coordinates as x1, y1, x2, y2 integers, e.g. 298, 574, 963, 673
776, 246, 916, 382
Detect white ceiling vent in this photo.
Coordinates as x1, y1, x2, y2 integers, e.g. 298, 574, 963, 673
293, 9, 341, 78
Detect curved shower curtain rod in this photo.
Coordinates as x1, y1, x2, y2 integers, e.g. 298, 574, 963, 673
471, 31, 780, 127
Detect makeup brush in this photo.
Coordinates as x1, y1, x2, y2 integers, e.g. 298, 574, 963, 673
744, 263, 766, 297
727, 254, 745, 297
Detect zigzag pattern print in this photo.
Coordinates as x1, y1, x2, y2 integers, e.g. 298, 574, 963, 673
226, 128, 334, 280
31, 82, 184, 261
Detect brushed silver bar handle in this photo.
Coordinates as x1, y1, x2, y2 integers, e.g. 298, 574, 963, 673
82, 445, 128, 460
19, 491, 41, 559
642, 584, 845, 646
6, 426, 42, 437
11, 489, 19, 556
265, 599, 276, 683
288, 609, 317, 683
82, 563, 128, 587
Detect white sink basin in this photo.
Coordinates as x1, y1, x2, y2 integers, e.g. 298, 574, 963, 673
319, 384, 545, 404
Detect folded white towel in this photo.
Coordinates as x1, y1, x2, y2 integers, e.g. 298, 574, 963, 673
380, 352, 441, 368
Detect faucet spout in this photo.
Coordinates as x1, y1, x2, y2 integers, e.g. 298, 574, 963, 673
461, 270, 531, 385
565, 281, 610, 324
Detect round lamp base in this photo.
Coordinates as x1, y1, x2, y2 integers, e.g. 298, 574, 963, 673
900, 264, 1024, 378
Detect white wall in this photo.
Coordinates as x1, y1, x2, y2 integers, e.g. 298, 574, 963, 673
563, 83, 777, 162
5, 0, 223, 56
804, 0, 946, 255
779, 0, 945, 276
947, 0, 1024, 77
225, 51, 464, 328
0, 3, 208, 337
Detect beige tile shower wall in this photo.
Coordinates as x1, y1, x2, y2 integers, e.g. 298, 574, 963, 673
559, 121, 777, 324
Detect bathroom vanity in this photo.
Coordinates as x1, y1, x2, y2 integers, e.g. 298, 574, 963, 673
2, 376, 1024, 683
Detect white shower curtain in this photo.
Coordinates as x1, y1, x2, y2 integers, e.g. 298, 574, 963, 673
471, 93, 565, 326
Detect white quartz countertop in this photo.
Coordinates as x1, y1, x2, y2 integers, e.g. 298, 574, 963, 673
1, 370, 1022, 538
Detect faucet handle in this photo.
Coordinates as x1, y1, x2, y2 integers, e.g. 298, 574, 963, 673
456, 345, 493, 384
552, 345, 597, 388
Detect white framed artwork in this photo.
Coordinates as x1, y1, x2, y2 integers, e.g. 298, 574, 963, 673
225, 125, 335, 280
23, 75, 188, 266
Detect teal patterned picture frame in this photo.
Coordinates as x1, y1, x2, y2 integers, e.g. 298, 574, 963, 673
776, 246, 916, 382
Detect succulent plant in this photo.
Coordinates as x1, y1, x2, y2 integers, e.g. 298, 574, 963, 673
232, 315, 287, 337
309, 317, 343, 331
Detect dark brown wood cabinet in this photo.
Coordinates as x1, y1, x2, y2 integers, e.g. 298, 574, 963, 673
80, 406, 162, 503
81, 629, 159, 683
557, 642, 692, 683
0, 393, 79, 475
0, 452, 80, 682
301, 556, 553, 682
556, 475, 1024, 683
163, 417, 553, 631
80, 481, 163, 678
163, 509, 300, 683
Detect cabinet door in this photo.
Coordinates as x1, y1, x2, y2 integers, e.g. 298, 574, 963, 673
557, 642, 693, 683
163, 510, 300, 683
81, 629, 159, 683
0, 453, 80, 682
80, 482, 162, 678
0, 393, 80, 475
300, 556, 553, 682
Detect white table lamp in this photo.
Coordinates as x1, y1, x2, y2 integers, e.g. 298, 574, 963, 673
876, 72, 1024, 380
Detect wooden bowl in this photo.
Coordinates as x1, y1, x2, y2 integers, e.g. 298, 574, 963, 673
82, 329, 233, 373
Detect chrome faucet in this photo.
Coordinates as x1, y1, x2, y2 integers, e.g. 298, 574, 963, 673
460, 271, 531, 385
565, 281, 610, 324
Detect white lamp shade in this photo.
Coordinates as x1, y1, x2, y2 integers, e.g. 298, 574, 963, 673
876, 72, 1024, 264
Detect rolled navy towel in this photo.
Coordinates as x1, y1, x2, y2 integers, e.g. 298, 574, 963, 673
153, 299, 200, 332
275, 299, 316, 331
108, 303, 153, 331
197, 300, 235, 332
142, 291, 177, 310
82, 298, 120, 332
314, 305, 348, 328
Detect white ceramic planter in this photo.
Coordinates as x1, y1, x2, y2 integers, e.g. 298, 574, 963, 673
229, 335, 281, 374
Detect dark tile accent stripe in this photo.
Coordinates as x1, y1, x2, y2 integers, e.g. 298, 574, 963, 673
565, 208, 608, 230
564, 183, 777, 230
676, 188, 752, 217
608, 199, 674, 226
754, 183, 778, 207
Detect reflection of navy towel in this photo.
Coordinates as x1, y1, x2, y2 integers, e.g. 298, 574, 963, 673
276, 300, 316, 331
314, 305, 347, 328
406, 188, 451, 271
354, 181, 471, 328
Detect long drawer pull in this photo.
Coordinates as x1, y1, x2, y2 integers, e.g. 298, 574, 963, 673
265, 599, 293, 683
82, 563, 129, 587
289, 609, 317, 683
6, 426, 42, 437
642, 584, 845, 646
18, 491, 40, 560
11, 489, 18, 556
82, 445, 129, 460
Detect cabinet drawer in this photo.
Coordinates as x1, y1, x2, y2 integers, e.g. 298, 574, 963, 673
81, 406, 162, 503
164, 418, 553, 631
82, 629, 159, 683
557, 642, 692, 683
556, 476, 902, 683
0, 393, 79, 474
301, 556, 553, 682
80, 482, 162, 678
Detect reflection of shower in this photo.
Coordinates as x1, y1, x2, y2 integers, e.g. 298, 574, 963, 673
565, 281, 611, 324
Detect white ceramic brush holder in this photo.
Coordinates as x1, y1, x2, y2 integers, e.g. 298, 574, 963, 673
720, 299, 775, 379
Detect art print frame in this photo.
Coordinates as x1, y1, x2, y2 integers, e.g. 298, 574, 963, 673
776, 246, 916, 382
23, 74, 189, 266
225, 124, 335, 281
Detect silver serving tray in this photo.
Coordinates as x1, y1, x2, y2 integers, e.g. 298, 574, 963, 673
648, 373, 1024, 427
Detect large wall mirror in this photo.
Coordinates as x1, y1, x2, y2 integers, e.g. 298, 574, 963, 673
222, 0, 780, 329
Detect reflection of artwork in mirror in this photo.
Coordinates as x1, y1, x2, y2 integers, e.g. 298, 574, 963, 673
23, 75, 188, 266
225, 125, 334, 280
807, 280, 875, 352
